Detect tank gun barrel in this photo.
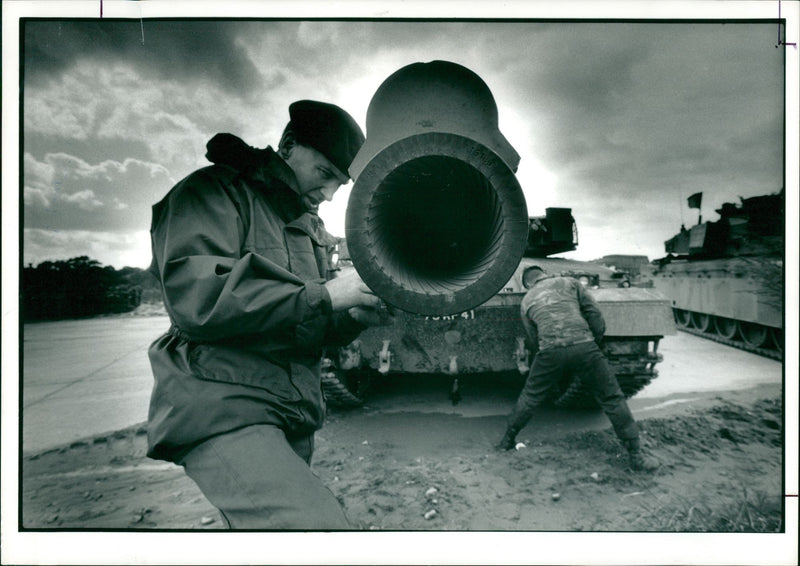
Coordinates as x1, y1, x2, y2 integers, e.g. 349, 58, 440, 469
345, 61, 528, 316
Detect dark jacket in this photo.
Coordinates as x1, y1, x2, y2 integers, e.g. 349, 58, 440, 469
519, 276, 605, 352
146, 145, 364, 462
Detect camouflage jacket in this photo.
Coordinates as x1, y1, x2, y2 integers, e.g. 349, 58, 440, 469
519, 276, 605, 352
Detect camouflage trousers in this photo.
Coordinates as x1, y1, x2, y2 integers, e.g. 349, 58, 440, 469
506, 341, 639, 441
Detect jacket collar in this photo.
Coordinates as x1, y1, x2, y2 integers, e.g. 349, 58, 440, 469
253, 147, 301, 195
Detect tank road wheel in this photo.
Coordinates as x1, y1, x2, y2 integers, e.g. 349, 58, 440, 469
738, 321, 768, 348
673, 309, 691, 328
769, 328, 783, 353
690, 312, 711, 333
713, 316, 739, 340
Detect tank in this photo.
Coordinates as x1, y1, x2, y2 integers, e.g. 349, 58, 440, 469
322, 60, 674, 408
651, 191, 784, 359
323, 208, 677, 409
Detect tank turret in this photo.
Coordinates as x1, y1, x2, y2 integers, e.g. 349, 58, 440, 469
524, 207, 578, 257
663, 192, 783, 259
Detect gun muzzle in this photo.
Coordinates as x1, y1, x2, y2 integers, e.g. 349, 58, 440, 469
346, 60, 529, 316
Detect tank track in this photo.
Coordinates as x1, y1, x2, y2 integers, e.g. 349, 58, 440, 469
677, 327, 782, 361
321, 369, 366, 408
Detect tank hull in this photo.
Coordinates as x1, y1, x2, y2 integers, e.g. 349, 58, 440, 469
652, 256, 783, 356
324, 258, 676, 409
653, 258, 781, 327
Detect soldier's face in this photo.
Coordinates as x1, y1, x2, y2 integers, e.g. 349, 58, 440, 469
284, 143, 349, 211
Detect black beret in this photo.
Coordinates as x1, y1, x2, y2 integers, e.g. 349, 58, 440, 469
289, 100, 365, 179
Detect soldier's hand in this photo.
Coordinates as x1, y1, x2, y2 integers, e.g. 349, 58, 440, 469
348, 302, 397, 327
325, 269, 381, 312
347, 306, 382, 326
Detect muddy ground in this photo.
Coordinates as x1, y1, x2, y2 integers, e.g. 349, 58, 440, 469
20, 381, 784, 534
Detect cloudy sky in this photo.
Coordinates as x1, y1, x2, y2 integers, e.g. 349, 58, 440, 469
17, 7, 789, 270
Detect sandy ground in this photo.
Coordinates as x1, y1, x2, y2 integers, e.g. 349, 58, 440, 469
20, 381, 784, 533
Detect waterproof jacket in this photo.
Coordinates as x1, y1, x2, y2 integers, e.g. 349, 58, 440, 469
147, 142, 365, 462
520, 276, 605, 352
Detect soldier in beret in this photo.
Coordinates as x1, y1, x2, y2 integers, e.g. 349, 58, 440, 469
146, 100, 380, 529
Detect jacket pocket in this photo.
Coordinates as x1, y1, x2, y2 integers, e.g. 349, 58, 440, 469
284, 230, 320, 278
188, 342, 300, 401
285, 214, 337, 279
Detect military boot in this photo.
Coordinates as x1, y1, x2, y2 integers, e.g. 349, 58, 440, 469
497, 427, 518, 451
623, 438, 659, 472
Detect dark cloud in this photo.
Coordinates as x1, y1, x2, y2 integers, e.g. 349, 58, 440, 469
17, 19, 788, 267
24, 20, 263, 96
523, 24, 783, 196
536, 32, 650, 114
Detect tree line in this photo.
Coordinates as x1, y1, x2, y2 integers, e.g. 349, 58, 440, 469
22, 256, 162, 321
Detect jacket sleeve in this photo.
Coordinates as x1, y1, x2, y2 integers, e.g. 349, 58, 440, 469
576, 283, 606, 342
150, 168, 333, 344
322, 310, 368, 348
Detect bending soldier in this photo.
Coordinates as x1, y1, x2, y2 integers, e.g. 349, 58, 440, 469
498, 265, 658, 472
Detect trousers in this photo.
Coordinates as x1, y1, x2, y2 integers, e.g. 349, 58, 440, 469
507, 341, 639, 441
178, 424, 351, 530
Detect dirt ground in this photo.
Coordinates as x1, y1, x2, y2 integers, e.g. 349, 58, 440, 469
20, 382, 784, 534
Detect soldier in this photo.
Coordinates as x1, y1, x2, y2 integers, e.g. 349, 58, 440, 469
498, 265, 658, 471
146, 100, 382, 529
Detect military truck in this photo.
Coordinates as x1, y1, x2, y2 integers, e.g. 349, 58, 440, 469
323, 208, 676, 409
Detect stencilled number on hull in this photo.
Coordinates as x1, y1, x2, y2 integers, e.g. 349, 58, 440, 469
424, 310, 476, 321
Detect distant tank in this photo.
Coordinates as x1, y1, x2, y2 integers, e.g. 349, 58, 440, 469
651, 191, 784, 359
322, 208, 676, 409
